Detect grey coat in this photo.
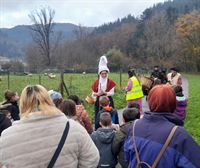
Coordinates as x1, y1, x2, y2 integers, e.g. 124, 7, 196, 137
91, 127, 117, 168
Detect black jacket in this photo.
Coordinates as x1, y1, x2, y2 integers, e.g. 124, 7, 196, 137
0, 113, 12, 136
2, 101, 20, 120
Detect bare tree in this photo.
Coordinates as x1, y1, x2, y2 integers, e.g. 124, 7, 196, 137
29, 7, 55, 66
25, 45, 44, 73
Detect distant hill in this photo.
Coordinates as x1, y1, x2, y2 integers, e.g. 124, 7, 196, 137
0, 23, 94, 59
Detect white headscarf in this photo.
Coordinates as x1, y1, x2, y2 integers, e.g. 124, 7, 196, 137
98, 55, 109, 92
98, 55, 109, 74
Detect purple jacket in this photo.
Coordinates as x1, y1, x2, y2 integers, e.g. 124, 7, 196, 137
174, 96, 187, 121
124, 112, 200, 168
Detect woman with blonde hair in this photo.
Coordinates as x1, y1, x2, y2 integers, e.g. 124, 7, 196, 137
0, 85, 99, 168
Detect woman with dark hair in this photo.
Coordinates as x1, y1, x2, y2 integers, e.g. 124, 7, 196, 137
124, 69, 144, 115
124, 85, 200, 168
2, 90, 20, 120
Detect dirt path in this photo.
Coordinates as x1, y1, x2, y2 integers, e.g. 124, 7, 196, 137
117, 77, 188, 124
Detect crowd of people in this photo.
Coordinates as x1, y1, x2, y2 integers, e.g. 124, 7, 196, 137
0, 56, 199, 168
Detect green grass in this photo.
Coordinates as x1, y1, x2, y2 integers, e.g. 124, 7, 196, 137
0, 73, 127, 121
0, 73, 199, 144
184, 74, 200, 144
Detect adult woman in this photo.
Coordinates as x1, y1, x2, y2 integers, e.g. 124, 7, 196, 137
125, 69, 144, 114
124, 85, 200, 168
0, 85, 99, 168
91, 56, 116, 126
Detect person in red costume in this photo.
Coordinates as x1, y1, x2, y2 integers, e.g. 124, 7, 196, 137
91, 56, 116, 128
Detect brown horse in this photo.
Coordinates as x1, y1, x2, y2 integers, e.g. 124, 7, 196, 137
139, 76, 161, 95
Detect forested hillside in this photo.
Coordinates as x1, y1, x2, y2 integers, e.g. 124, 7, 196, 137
0, 23, 93, 59
43, 0, 199, 73
1, 0, 200, 73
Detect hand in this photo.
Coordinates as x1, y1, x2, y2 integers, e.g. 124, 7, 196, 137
111, 124, 119, 130
98, 90, 106, 96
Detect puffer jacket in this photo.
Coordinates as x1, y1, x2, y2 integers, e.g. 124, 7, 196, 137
174, 96, 187, 121
91, 128, 117, 168
0, 112, 99, 168
124, 112, 200, 168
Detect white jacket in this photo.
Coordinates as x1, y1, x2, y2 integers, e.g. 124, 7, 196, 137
0, 112, 99, 168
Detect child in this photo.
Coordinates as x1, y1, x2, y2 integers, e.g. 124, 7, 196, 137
91, 112, 117, 168
95, 96, 119, 130
58, 99, 82, 124
1, 90, 20, 120
127, 102, 140, 109
68, 95, 93, 134
173, 85, 187, 121
112, 108, 140, 168
48, 90, 63, 108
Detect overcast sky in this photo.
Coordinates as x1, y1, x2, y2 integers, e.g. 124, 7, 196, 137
0, 0, 167, 28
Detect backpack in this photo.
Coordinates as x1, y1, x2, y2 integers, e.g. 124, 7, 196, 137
130, 120, 178, 168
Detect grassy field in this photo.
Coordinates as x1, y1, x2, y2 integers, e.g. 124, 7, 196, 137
184, 74, 200, 144
0, 73, 199, 144
0, 73, 128, 119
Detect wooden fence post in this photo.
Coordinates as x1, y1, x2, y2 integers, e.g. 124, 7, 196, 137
39, 74, 41, 85
59, 71, 69, 97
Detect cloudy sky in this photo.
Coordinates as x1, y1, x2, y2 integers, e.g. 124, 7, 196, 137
0, 0, 166, 28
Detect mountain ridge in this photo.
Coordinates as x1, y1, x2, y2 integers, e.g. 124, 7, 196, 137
0, 23, 94, 59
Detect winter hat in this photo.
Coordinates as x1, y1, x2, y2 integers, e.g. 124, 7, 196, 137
148, 85, 176, 113
98, 55, 109, 74
48, 90, 62, 101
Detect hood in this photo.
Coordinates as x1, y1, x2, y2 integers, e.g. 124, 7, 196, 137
120, 121, 134, 135
144, 111, 183, 126
96, 128, 115, 144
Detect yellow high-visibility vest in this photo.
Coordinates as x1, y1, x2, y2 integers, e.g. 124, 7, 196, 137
126, 76, 144, 101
